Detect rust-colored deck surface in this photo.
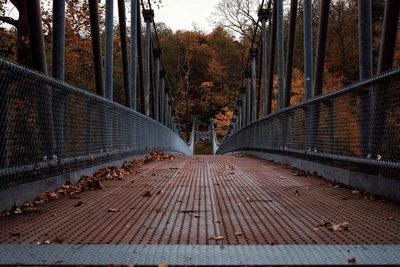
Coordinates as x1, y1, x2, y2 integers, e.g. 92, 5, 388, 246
1, 155, 399, 245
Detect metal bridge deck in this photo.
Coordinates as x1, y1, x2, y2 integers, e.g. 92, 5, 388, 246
1, 155, 400, 265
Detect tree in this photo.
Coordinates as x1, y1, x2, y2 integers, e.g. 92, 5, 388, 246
0, 0, 29, 65
210, 0, 261, 40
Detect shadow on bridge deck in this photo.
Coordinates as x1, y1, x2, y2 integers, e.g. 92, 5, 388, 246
1, 155, 399, 265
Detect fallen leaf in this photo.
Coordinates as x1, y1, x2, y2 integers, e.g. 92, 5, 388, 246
43, 240, 51, 245
330, 222, 349, 231
53, 236, 64, 244
108, 208, 119, 212
193, 213, 200, 218
351, 190, 360, 195
142, 191, 152, 197
211, 236, 224, 241
94, 180, 103, 190
333, 185, 340, 189
14, 208, 22, 214
348, 257, 356, 264
156, 190, 162, 195
234, 231, 243, 236
74, 200, 83, 207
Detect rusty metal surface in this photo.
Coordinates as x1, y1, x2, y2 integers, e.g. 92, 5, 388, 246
1, 155, 399, 245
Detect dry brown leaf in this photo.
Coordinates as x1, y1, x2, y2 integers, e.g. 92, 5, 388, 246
74, 200, 83, 207
108, 208, 119, 213
234, 231, 243, 236
143, 191, 152, 197
348, 257, 356, 264
330, 222, 349, 231
212, 236, 224, 240
53, 236, 64, 244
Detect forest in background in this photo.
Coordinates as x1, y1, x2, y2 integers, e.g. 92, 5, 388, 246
0, 0, 398, 139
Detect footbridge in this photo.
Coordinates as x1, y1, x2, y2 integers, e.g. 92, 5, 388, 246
0, 0, 399, 266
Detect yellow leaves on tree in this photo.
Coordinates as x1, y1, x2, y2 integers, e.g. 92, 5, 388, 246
213, 107, 233, 139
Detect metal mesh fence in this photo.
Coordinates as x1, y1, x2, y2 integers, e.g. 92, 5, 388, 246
0, 60, 191, 190
218, 69, 400, 176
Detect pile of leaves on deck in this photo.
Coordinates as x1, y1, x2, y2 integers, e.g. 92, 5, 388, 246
1, 151, 175, 216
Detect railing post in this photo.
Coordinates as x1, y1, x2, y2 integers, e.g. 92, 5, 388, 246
26, 0, 57, 160
130, 0, 138, 110
118, 0, 131, 107
89, 0, 105, 97
358, 0, 373, 157
310, 0, 330, 152
277, 0, 285, 110
303, 0, 313, 100
52, 0, 65, 81
89, 0, 105, 96
284, 0, 298, 108
267, 0, 277, 114
245, 71, 251, 125
154, 48, 162, 122
143, 9, 154, 117
240, 86, 246, 128
52, 0, 66, 158
259, 9, 269, 118
105, 0, 114, 100
250, 49, 257, 122
164, 86, 170, 126
160, 70, 166, 124
237, 99, 242, 130
313, 0, 330, 97
371, 0, 400, 158
167, 97, 172, 129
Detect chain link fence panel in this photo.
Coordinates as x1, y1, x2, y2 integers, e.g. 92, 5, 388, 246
218, 69, 400, 177
0, 60, 191, 190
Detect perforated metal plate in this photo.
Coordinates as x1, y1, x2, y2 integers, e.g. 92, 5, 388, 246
1, 244, 400, 265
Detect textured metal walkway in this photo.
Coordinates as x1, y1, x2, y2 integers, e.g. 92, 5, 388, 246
1, 155, 400, 265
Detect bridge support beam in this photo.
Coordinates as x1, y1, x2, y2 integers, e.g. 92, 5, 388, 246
89, 0, 105, 97
250, 50, 257, 122
143, 9, 154, 117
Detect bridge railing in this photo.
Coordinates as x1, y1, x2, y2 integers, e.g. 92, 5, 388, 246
217, 70, 400, 177
0, 60, 191, 191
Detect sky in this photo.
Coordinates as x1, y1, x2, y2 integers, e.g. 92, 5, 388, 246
151, 0, 221, 32
1, 0, 222, 33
